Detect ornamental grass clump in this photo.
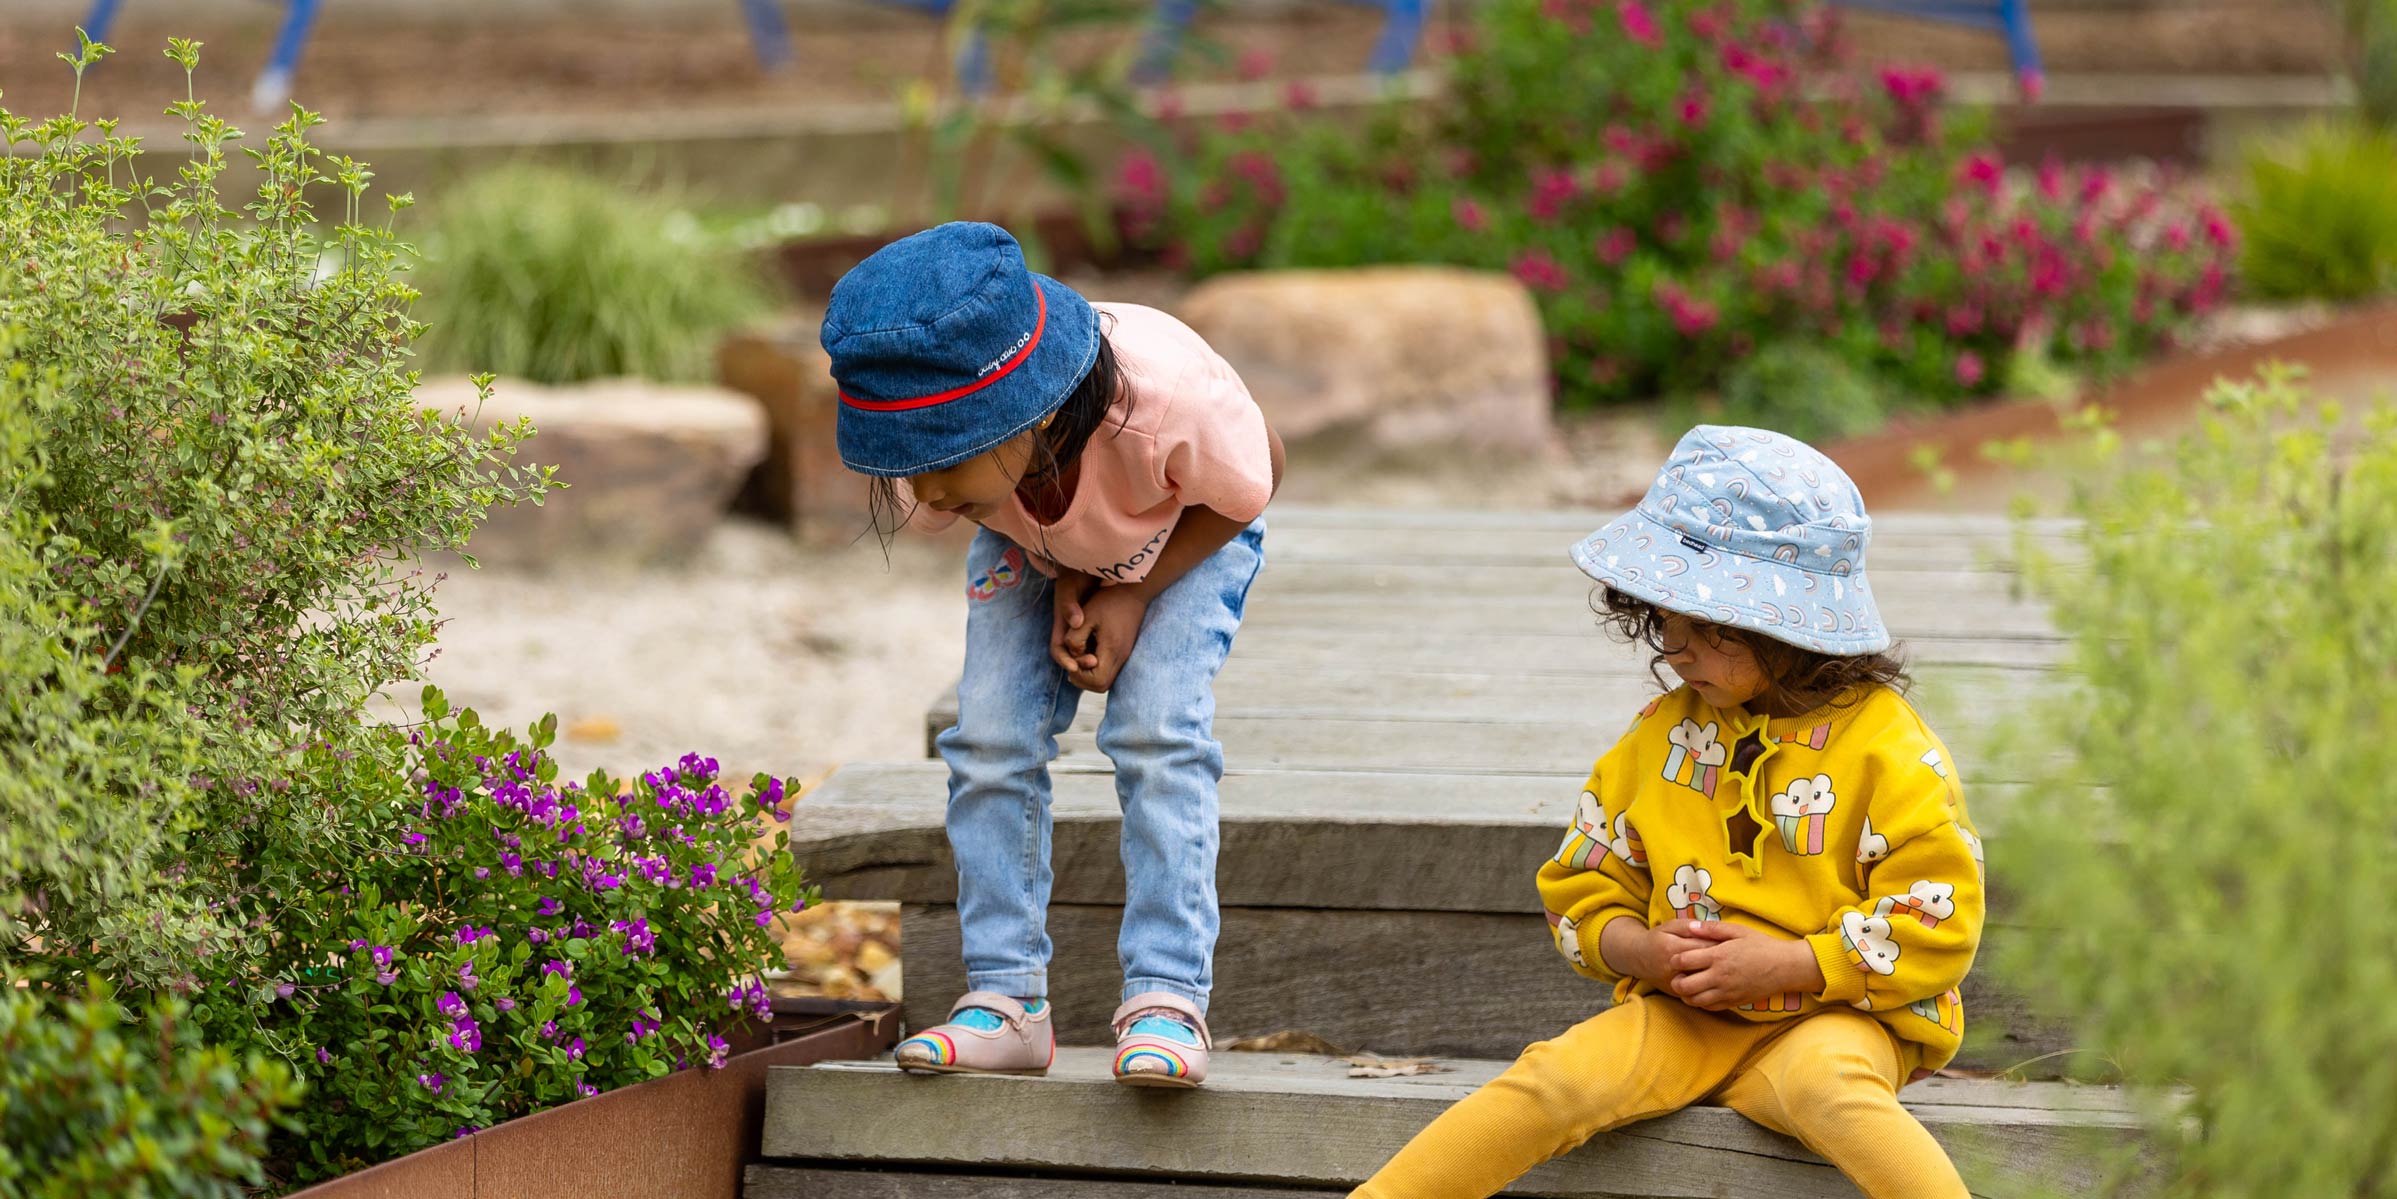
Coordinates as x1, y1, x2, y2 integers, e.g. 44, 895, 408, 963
192, 694, 816, 1184
411, 165, 774, 385
0, 39, 553, 991
1126, 0, 2234, 417
1991, 367, 2397, 1196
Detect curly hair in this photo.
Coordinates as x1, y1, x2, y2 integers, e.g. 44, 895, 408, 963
1595, 587, 1910, 716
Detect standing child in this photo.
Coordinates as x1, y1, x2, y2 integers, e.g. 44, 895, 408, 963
1354, 426, 1983, 1198
825, 222, 1283, 1088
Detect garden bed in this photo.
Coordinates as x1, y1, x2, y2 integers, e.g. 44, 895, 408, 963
284, 1002, 898, 1199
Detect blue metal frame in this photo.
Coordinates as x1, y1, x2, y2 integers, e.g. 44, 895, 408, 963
1829, 0, 2043, 88
1136, 0, 1423, 82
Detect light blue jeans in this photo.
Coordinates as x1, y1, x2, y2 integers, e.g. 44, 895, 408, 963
937, 519, 1265, 1013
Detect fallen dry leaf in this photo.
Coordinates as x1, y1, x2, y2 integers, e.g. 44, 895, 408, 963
1343, 1054, 1451, 1079
1224, 1029, 1350, 1056
565, 716, 621, 744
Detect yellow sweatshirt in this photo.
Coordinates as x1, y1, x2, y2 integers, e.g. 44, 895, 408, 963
1539, 684, 1985, 1070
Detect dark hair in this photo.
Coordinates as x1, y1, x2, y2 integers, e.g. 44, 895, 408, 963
864, 316, 1127, 544
1595, 587, 1909, 717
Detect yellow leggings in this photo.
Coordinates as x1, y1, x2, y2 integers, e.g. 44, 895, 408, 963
1352, 994, 1968, 1199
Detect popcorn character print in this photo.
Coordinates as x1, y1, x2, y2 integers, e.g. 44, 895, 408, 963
1662, 719, 1727, 796
1667, 864, 1720, 922
1554, 791, 1608, 871
1838, 909, 1902, 982
1607, 811, 1648, 869
1907, 988, 1964, 1035
1547, 911, 1585, 968
1769, 774, 1837, 855
1874, 880, 1956, 930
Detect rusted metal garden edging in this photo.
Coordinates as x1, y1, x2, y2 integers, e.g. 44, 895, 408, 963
285, 1002, 899, 1199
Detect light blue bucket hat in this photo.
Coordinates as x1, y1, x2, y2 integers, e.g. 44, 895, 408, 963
1570, 425, 1889, 656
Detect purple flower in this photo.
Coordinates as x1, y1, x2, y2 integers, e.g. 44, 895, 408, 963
456, 924, 494, 944
536, 896, 562, 917
495, 996, 517, 1012
457, 961, 480, 991
403, 830, 428, 847
566, 1036, 586, 1061
541, 959, 572, 980
567, 984, 583, 1008
527, 926, 549, 944
370, 945, 394, 968
317, 1047, 333, 1065
619, 815, 645, 839
704, 1034, 731, 1070
611, 918, 655, 956
450, 1016, 483, 1053
542, 1020, 560, 1040
376, 970, 399, 986
688, 863, 717, 889
275, 983, 296, 1000
347, 938, 368, 951
754, 908, 775, 928
438, 991, 468, 1018
501, 851, 523, 875
577, 1082, 598, 1098
626, 1010, 661, 1043
454, 1125, 481, 1139
635, 857, 670, 887
473, 867, 491, 880
418, 1072, 447, 1093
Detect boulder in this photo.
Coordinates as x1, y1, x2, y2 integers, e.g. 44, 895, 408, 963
716, 317, 874, 539
1177, 267, 1559, 460
420, 376, 768, 570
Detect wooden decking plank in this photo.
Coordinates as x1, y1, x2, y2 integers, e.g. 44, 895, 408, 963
761, 1049, 2138, 1196
895, 903, 2068, 1077
747, 1167, 1348, 1197
791, 762, 2047, 910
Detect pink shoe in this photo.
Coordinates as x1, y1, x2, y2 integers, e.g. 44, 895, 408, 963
894, 992, 1055, 1076
1111, 992, 1211, 1089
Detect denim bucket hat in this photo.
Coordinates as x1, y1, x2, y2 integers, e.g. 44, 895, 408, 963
1570, 425, 1890, 655
824, 222, 1102, 478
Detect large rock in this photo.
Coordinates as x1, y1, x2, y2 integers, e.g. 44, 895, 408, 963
1177, 267, 1558, 460
420, 376, 768, 570
716, 317, 874, 540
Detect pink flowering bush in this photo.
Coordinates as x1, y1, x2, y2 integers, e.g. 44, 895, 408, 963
189, 691, 814, 1184
1126, 0, 2237, 414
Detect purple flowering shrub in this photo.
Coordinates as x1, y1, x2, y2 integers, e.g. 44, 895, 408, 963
190, 691, 813, 1184
1125, 0, 2237, 414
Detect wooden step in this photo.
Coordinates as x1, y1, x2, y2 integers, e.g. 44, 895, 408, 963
756, 1049, 2144, 1197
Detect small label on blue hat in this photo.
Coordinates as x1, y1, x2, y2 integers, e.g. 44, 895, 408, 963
1677, 535, 1712, 554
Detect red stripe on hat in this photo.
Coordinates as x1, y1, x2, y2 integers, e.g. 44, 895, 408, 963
839, 286, 1048, 413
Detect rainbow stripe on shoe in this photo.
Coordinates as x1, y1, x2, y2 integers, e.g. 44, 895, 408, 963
895, 1030, 958, 1069
1114, 1043, 1192, 1080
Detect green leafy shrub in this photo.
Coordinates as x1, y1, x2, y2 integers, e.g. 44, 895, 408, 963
2232, 119, 2397, 302
413, 165, 774, 384
0, 42, 550, 991
1715, 341, 1890, 443
1124, 1, 2234, 416
186, 697, 814, 1182
1994, 367, 2397, 1195
0, 985, 301, 1199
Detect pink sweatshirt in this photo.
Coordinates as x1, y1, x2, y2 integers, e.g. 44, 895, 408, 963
910, 303, 1273, 584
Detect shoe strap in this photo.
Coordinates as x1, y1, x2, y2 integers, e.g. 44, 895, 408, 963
951, 991, 1034, 1028
1111, 991, 1211, 1048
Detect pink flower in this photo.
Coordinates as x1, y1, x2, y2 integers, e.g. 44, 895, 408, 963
1617, 0, 1662, 48
1452, 198, 1490, 233
1588, 158, 1630, 197
1962, 153, 2003, 195
1510, 249, 1570, 294
1115, 152, 1165, 204
2164, 222, 2192, 252
1689, 4, 1728, 42
1878, 65, 1945, 107
1955, 352, 1985, 388
1528, 169, 1578, 223
1595, 227, 1637, 266
1283, 81, 1318, 111
1678, 91, 1710, 127
2037, 159, 2065, 202
2201, 209, 2237, 249
1237, 48, 1274, 81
